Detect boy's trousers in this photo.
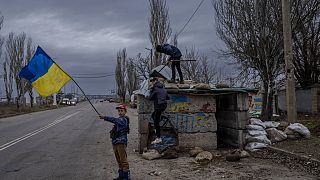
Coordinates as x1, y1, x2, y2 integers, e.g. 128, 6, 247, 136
112, 144, 129, 170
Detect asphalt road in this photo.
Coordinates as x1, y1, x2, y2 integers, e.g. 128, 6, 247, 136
0, 101, 118, 180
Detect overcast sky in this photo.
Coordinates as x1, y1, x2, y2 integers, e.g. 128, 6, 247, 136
0, 0, 226, 96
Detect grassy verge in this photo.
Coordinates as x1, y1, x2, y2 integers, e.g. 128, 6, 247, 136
0, 104, 59, 119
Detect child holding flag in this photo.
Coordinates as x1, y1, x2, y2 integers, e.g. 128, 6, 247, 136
99, 104, 130, 180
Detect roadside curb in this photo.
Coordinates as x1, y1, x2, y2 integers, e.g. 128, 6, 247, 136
267, 146, 320, 165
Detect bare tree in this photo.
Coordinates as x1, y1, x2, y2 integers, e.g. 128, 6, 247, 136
126, 58, 138, 97
0, 12, 3, 31
5, 32, 27, 109
213, 0, 285, 121
3, 57, 13, 104
198, 55, 217, 84
149, 0, 171, 67
3, 33, 15, 104
133, 53, 151, 81
115, 48, 127, 103
24, 38, 35, 107
14, 33, 26, 109
291, 1, 320, 88
181, 46, 200, 82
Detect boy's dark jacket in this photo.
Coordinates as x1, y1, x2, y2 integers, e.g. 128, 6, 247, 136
160, 44, 182, 59
149, 81, 169, 109
104, 116, 129, 144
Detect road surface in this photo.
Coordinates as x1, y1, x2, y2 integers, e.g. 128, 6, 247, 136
0, 101, 116, 179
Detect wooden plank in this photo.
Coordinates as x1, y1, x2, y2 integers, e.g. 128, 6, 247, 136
216, 110, 249, 129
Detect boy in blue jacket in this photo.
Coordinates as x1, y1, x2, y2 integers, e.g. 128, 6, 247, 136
156, 44, 184, 84
149, 78, 169, 144
99, 104, 130, 180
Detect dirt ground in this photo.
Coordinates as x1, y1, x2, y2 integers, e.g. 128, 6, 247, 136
126, 109, 319, 180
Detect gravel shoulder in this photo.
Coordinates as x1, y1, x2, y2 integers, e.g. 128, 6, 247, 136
126, 108, 319, 180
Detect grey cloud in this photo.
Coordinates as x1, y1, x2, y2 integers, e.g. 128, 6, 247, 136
0, 0, 225, 96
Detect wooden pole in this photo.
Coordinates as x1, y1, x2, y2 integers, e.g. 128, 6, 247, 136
281, 0, 297, 122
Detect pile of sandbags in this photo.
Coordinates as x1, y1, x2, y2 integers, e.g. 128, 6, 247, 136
285, 123, 311, 139
245, 118, 311, 152
245, 118, 271, 152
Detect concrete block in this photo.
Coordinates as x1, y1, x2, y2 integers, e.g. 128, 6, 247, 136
167, 94, 216, 113
178, 132, 217, 151
138, 133, 148, 154
137, 95, 154, 114
217, 93, 248, 111
138, 114, 150, 133
217, 126, 246, 148
216, 110, 249, 129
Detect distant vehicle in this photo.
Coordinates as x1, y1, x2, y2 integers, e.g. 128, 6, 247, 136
70, 99, 77, 106
108, 98, 115, 103
61, 98, 69, 105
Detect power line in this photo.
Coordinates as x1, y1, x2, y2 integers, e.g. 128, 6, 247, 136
73, 74, 115, 79
176, 0, 206, 37
71, 72, 113, 76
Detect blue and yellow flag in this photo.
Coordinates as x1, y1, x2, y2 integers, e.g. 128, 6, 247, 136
19, 46, 71, 97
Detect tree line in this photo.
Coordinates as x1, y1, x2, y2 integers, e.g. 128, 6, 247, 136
0, 12, 36, 109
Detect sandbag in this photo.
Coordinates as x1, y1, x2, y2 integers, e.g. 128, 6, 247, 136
245, 134, 271, 145
249, 118, 266, 129
194, 83, 211, 90
286, 123, 311, 139
164, 83, 179, 89
263, 121, 280, 128
247, 130, 267, 136
266, 128, 287, 143
246, 124, 265, 131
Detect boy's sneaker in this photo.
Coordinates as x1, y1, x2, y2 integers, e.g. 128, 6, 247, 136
179, 80, 184, 84
151, 138, 162, 144
167, 79, 175, 83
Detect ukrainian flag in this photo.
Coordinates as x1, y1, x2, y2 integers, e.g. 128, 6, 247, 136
19, 46, 71, 97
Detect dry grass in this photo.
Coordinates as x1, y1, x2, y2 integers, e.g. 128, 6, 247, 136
0, 104, 58, 118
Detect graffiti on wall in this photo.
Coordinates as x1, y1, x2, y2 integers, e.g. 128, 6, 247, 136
169, 95, 215, 113
170, 112, 214, 132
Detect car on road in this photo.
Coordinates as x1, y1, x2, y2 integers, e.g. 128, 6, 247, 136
70, 99, 77, 106
61, 98, 70, 105
108, 98, 115, 103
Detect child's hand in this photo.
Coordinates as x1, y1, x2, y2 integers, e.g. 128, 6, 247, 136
98, 115, 105, 120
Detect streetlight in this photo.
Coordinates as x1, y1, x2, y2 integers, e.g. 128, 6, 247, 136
145, 48, 153, 68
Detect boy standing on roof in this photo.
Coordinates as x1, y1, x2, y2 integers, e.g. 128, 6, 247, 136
156, 44, 184, 84
99, 104, 130, 180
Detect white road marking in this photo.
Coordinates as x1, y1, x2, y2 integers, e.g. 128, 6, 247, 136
0, 111, 80, 152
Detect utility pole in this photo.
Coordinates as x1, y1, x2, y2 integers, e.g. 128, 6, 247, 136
281, 0, 297, 122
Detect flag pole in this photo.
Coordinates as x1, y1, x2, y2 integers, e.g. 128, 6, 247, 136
70, 78, 101, 116
51, 60, 101, 116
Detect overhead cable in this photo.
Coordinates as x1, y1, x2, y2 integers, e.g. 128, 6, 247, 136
176, 0, 206, 36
